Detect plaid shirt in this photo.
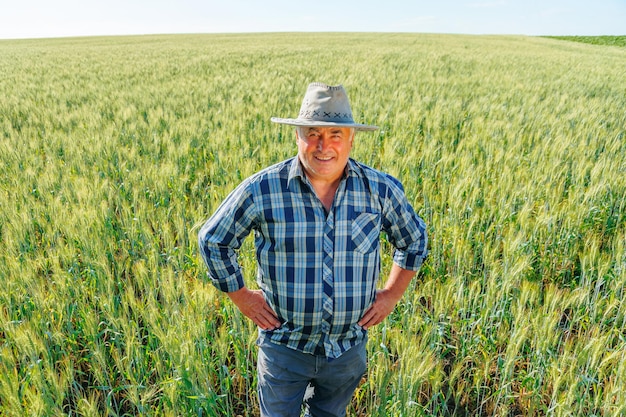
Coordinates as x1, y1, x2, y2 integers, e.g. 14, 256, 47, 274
198, 157, 428, 359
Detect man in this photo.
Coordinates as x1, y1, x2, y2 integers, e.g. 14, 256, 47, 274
198, 82, 428, 417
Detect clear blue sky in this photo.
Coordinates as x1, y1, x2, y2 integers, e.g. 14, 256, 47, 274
1, 0, 624, 40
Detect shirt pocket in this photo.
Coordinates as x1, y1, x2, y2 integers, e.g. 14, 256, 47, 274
351, 211, 381, 254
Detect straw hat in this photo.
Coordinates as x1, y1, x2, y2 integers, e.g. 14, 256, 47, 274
270, 82, 378, 131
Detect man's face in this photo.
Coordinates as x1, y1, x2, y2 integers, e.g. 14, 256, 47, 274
296, 126, 354, 184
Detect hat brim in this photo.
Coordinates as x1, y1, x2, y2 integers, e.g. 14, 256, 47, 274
270, 117, 378, 132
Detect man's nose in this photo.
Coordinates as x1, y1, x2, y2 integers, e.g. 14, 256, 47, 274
316, 135, 329, 151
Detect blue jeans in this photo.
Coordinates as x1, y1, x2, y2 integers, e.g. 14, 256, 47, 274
256, 338, 367, 417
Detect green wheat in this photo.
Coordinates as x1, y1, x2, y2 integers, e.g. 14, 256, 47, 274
1, 33, 625, 416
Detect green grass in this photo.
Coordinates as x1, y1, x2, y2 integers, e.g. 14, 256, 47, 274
1, 33, 625, 416
545, 35, 626, 47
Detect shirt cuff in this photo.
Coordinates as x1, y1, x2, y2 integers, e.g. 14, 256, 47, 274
393, 249, 426, 271
209, 271, 246, 293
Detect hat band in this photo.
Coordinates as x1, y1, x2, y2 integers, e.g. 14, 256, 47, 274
298, 109, 354, 123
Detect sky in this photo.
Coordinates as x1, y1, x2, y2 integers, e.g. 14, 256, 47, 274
1, 0, 624, 40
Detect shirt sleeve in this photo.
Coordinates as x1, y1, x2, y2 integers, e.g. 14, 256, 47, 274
381, 177, 429, 271
197, 180, 257, 292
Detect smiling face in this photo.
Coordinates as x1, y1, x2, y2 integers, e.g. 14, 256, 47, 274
296, 126, 354, 185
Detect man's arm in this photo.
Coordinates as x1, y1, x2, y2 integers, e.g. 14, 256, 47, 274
198, 180, 281, 330
358, 263, 417, 330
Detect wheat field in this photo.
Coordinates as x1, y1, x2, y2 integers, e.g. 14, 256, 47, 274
1, 33, 625, 416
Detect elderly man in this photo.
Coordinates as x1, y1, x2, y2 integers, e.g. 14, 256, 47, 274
198, 82, 428, 417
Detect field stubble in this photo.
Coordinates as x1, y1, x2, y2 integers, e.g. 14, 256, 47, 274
1, 33, 625, 416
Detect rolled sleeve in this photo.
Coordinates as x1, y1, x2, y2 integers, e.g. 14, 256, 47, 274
198, 234, 246, 292
393, 243, 427, 271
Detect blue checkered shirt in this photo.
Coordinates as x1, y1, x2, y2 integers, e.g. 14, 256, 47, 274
198, 157, 428, 358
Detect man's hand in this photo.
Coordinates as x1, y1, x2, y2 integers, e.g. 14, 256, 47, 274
227, 287, 281, 330
358, 264, 417, 330
358, 289, 401, 330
